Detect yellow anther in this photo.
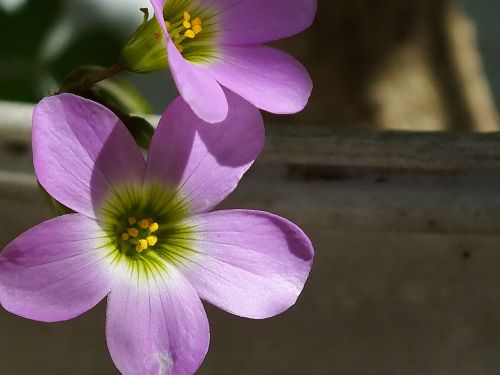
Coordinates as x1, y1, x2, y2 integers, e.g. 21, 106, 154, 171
192, 24, 202, 34
128, 216, 137, 225
147, 218, 154, 225
121, 233, 130, 241
191, 17, 202, 27
149, 222, 159, 233
135, 239, 148, 253
183, 20, 191, 29
127, 228, 139, 238
147, 235, 158, 246
165, 20, 171, 28
183, 11, 191, 22
176, 44, 184, 53
139, 218, 150, 229
184, 29, 196, 39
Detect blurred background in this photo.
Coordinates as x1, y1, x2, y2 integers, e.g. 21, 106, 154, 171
2, 1, 500, 374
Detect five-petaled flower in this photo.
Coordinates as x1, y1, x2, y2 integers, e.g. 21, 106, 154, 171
0, 93, 314, 374
121, 0, 317, 123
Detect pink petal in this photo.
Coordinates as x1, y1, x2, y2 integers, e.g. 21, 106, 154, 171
145, 90, 264, 214
180, 210, 314, 319
206, 45, 312, 114
33, 94, 145, 219
211, 0, 317, 44
106, 264, 209, 375
0, 214, 113, 322
167, 39, 228, 123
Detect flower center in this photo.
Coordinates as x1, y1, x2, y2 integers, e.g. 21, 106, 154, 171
162, 3, 218, 63
99, 183, 197, 268
120, 216, 160, 254
162, 10, 203, 53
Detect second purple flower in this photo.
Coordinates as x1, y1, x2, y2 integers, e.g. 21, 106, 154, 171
121, 0, 316, 123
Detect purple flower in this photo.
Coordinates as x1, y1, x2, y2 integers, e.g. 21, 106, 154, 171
122, 0, 316, 123
0, 93, 314, 374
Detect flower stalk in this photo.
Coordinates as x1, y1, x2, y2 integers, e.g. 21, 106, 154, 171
58, 63, 125, 94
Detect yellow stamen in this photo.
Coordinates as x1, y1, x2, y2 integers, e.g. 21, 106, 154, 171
149, 222, 159, 233
147, 235, 158, 246
135, 239, 148, 253
184, 29, 196, 39
121, 215, 160, 253
191, 17, 202, 27
192, 24, 202, 34
139, 218, 149, 229
127, 228, 139, 238
162, 12, 202, 54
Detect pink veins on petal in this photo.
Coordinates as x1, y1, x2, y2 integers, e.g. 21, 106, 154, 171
0, 93, 314, 375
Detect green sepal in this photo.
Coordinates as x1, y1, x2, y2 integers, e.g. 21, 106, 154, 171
119, 10, 169, 74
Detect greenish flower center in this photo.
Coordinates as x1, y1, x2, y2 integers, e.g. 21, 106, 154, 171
99, 183, 196, 267
163, 2, 219, 63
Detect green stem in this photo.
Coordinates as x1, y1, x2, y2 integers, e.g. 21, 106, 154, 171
58, 63, 125, 94
85, 63, 125, 86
